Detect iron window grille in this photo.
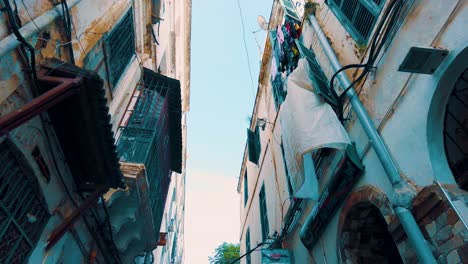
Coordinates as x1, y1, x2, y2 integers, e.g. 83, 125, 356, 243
259, 184, 269, 242
104, 8, 136, 90
117, 69, 180, 240
327, 0, 384, 43
244, 172, 249, 207
0, 139, 50, 264
245, 228, 251, 264
444, 68, 468, 190
247, 127, 261, 165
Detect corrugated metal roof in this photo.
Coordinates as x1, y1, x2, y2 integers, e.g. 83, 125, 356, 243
39, 59, 124, 190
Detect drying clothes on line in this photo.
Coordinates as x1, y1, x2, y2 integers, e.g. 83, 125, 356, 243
279, 58, 350, 200
278, 20, 302, 74
277, 25, 285, 44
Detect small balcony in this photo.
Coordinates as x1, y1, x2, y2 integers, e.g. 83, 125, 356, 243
105, 67, 182, 262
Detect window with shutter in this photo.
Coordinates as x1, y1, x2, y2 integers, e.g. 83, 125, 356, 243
244, 172, 249, 207
0, 139, 50, 263
259, 184, 269, 241
245, 228, 251, 264
280, 141, 294, 195
247, 128, 261, 165
327, 0, 384, 43
104, 8, 136, 90
279, 0, 302, 21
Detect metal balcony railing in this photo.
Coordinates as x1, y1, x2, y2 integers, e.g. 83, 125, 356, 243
116, 70, 178, 235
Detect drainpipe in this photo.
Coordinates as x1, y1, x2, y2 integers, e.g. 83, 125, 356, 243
0, 0, 82, 58
305, 15, 436, 263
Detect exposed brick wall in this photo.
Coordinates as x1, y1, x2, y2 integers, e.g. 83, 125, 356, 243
338, 186, 407, 263
412, 184, 468, 263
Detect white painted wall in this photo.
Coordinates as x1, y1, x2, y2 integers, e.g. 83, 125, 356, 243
239, 0, 468, 263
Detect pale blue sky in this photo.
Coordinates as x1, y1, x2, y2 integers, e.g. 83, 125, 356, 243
185, 0, 272, 262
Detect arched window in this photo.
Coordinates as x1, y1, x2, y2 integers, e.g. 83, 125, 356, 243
0, 139, 50, 263
340, 202, 403, 263
444, 67, 468, 190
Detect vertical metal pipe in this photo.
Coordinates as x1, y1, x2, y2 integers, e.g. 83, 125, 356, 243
309, 15, 401, 185
307, 14, 437, 263
396, 207, 437, 263
0, 0, 82, 57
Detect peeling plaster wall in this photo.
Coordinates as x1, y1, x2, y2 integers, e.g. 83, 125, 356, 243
239, 0, 467, 263
310, 0, 468, 187
150, 1, 192, 263
0, 0, 156, 263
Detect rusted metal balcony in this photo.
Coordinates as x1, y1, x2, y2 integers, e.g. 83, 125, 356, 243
116, 68, 182, 244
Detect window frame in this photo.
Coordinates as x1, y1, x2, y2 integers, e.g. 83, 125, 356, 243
280, 140, 294, 195
0, 138, 50, 263
245, 228, 251, 264
259, 184, 269, 242
247, 127, 261, 165
243, 171, 249, 207
326, 0, 384, 44
103, 7, 136, 91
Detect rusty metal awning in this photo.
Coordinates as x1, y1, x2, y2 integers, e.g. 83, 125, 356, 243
38, 59, 124, 190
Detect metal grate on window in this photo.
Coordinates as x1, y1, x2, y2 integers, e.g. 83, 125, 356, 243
0, 139, 50, 264
105, 8, 136, 90
116, 69, 179, 240
327, 0, 384, 42
444, 68, 468, 190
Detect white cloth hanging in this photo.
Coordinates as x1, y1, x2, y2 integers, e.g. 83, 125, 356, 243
279, 58, 350, 200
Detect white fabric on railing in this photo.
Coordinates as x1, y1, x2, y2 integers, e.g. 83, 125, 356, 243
280, 58, 350, 200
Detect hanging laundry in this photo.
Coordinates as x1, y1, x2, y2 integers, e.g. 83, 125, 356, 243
279, 58, 350, 200
277, 25, 285, 44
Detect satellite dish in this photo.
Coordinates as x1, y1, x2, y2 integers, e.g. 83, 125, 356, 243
257, 15, 269, 31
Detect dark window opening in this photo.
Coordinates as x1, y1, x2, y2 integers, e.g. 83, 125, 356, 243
444, 67, 468, 191
32, 146, 50, 183
259, 184, 269, 241
247, 128, 261, 165
280, 141, 293, 195
244, 172, 249, 207
340, 202, 403, 263
245, 228, 251, 264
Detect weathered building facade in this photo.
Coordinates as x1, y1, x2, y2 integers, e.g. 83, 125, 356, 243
0, 0, 190, 263
238, 0, 467, 263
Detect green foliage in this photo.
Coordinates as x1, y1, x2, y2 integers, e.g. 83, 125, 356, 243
208, 242, 240, 264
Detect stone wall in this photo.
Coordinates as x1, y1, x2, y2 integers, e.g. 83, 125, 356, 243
412, 184, 468, 263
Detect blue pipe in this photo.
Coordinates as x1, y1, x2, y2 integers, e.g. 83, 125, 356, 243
305, 14, 436, 263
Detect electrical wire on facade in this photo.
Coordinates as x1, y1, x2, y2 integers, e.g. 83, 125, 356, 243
2, 0, 40, 94
2, 2, 121, 261
329, 0, 405, 122
229, 242, 266, 264
236, 0, 257, 100
60, 0, 75, 64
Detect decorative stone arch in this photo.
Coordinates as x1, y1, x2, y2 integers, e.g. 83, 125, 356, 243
427, 46, 468, 189
337, 186, 405, 264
